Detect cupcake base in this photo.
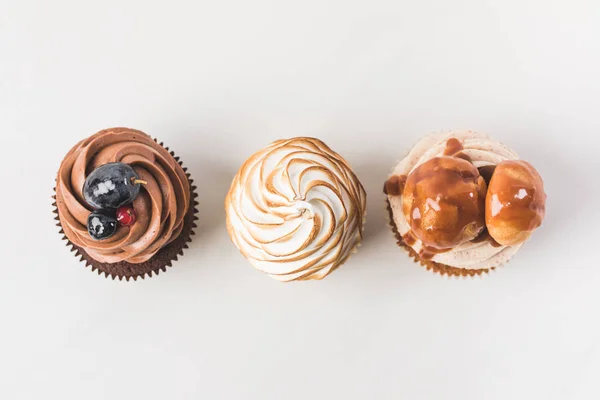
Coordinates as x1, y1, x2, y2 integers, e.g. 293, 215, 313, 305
385, 195, 493, 277
53, 143, 198, 281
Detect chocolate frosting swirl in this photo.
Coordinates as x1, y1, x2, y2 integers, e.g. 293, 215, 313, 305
55, 128, 190, 264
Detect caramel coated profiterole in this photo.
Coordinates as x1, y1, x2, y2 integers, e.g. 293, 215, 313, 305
485, 160, 546, 246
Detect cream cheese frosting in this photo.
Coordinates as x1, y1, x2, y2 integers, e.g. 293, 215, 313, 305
225, 137, 367, 281
55, 127, 190, 264
387, 131, 522, 270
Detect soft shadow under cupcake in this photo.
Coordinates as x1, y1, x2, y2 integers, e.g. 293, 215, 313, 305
185, 156, 237, 241
352, 155, 395, 248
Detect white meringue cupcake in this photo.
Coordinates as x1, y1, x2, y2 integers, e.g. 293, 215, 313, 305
384, 131, 546, 277
226, 137, 367, 282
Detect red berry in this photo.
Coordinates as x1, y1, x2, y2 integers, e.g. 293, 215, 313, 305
116, 205, 136, 226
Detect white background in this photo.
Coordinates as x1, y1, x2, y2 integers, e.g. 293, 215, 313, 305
1, 1, 599, 399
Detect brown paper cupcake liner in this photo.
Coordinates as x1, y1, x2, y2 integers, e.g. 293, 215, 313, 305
52, 139, 199, 281
384, 189, 495, 278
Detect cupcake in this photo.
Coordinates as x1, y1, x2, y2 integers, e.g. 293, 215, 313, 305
53, 127, 198, 280
384, 131, 546, 277
225, 137, 367, 282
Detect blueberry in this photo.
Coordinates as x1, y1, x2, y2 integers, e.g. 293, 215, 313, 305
83, 162, 146, 209
87, 209, 118, 240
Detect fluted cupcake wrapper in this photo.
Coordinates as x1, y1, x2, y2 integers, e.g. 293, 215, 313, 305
52, 139, 199, 281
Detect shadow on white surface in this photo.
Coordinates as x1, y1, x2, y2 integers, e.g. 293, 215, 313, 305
186, 155, 237, 242
353, 153, 394, 249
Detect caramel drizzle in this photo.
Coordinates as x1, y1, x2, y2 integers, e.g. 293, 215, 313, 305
418, 246, 451, 260
383, 174, 406, 197
443, 137, 472, 163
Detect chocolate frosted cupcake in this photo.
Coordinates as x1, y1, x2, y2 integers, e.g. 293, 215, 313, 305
384, 131, 546, 277
225, 137, 367, 282
53, 127, 198, 280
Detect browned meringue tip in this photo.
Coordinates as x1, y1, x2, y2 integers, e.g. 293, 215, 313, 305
287, 224, 366, 282
53, 140, 199, 281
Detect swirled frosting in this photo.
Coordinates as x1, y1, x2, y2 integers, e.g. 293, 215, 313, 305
225, 137, 367, 282
387, 131, 522, 270
55, 128, 190, 264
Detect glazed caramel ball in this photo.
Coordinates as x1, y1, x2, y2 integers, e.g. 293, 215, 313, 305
486, 160, 546, 246
402, 157, 487, 249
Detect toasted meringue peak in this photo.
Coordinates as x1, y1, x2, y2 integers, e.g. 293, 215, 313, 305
226, 137, 367, 281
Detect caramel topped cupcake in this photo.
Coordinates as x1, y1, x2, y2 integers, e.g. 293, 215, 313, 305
385, 131, 546, 277
54, 127, 198, 280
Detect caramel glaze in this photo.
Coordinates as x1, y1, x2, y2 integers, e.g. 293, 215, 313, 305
384, 174, 406, 196
402, 156, 487, 250
444, 137, 472, 163
443, 138, 463, 156
403, 231, 417, 246
419, 244, 449, 260
403, 219, 445, 260
485, 160, 546, 246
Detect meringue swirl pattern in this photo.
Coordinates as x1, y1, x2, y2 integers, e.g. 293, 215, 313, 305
55, 128, 191, 264
226, 137, 367, 282
387, 131, 521, 270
